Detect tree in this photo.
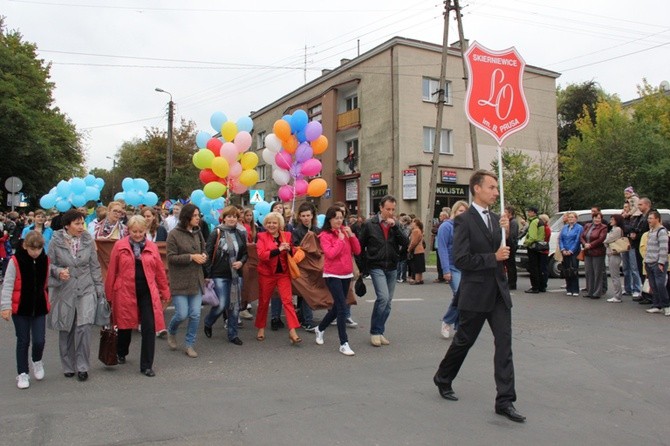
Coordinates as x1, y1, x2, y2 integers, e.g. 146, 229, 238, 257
0, 17, 84, 207
114, 119, 200, 201
557, 81, 606, 151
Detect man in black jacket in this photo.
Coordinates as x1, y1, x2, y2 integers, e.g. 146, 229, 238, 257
358, 195, 408, 347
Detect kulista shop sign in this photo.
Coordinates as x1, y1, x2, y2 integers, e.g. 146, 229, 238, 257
464, 41, 529, 145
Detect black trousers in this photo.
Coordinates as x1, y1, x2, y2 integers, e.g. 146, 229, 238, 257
436, 250, 444, 277
435, 295, 516, 410
117, 291, 156, 371
527, 250, 541, 290
504, 248, 517, 288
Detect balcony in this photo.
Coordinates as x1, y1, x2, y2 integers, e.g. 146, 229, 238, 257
337, 159, 360, 179
337, 108, 360, 131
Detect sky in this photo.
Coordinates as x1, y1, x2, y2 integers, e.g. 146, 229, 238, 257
2, 0, 669, 172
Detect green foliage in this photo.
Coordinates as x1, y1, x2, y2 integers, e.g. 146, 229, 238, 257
490, 149, 556, 216
0, 18, 84, 207
557, 81, 605, 151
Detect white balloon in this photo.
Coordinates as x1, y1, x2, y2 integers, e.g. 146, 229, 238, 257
272, 168, 291, 186
262, 148, 277, 166
264, 134, 283, 153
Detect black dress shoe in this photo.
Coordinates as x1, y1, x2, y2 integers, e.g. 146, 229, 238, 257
271, 318, 280, 331
277, 318, 285, 328
433, 375, 458, 401
638, 298, 652, 305
230, 337, 243, 345
77, 371, 88, 381
141, 368, 156, 377
117, 355, 126, 364
524, 288, 539, 294
495, 405, 526, 423
204, 325, 212, 338
64, 372, 75, 378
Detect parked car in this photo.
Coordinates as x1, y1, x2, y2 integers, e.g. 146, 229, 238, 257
515, 209, 670, 278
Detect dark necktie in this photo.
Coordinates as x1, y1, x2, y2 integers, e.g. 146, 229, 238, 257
483, 210, 493, 232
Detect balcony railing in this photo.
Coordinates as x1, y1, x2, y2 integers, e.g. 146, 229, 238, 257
337, 159, 358, 176
337, 108, 360, 130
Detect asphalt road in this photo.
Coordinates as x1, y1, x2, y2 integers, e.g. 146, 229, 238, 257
1, 272, 669, 446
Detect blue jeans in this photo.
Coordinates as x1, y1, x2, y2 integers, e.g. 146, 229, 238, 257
299, 297, 314, 325
645, 262, 670, 308
396, 260, 407, 281
204, 278, 240, 340
442, 267, 461, 328
622, 249, 642, 294
319, 277, 351, 345
12, 314, 46, 375
369, 268, 397, 335
271, 293, 282, 319
168, 293, 202, 347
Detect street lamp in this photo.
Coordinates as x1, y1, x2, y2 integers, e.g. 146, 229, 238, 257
106, 156, 117, 198
155, 87, 174, 200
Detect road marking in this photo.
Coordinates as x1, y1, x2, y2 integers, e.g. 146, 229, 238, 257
365, 298, 424, 303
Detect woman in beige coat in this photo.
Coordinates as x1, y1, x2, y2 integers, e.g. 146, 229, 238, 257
408, 218, 426, 285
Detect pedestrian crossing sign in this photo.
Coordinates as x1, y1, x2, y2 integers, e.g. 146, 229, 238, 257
249, 189, 264, 204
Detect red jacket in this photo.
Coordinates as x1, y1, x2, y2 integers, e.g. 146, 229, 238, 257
580, 223, 608, 257
256, 231, 293, 277
319, 228, 361, 276
105, 236, 170, 330
0, 233, 8, 258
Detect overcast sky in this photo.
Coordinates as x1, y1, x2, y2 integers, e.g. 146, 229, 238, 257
3, 0, 668, 172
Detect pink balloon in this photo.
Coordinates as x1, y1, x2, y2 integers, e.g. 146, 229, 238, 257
275, 151, 293, 170
229, 162, 243, 178
278, 185, 294, 202
220, 142, 238, 164
232, 182, 248, 194
234, 131, 252, 153
305, 121, 322, 142
300, 158, 322, 177
294, 179, 308, 196
295, 143, 313, 163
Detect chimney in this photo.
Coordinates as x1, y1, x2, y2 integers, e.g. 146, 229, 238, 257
340, 58, 351, 66
322, 69, 333, 76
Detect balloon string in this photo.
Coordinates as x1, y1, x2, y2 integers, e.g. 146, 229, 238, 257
291, 182, 296, 215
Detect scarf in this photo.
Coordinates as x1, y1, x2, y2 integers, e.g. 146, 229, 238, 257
129, 237, 146, 259
96, 218, 121, 239
63, 232, 81, 258
222, 228, 241, 312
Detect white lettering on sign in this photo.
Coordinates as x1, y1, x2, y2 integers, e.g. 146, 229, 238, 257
477, 68, 513, 120
472, 54, 518, 67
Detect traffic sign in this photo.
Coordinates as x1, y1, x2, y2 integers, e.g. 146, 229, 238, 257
4, 176, 22, 193
249, 189, 264, 204
464, 41, 529, 145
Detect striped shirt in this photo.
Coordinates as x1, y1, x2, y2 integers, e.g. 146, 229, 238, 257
644, 226, 668, 265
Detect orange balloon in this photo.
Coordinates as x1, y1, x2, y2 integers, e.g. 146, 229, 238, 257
273, 120, 292, 141
311, 135, 328, 155
283, 135, 299, 154
307, 178, 328, 197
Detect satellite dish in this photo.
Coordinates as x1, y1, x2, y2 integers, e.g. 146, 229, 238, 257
660, 80, 670, 92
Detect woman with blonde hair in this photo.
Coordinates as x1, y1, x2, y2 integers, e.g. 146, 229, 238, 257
94, 201, 127, 240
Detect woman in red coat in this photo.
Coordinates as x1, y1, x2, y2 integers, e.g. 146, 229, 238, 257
254, 212, 301, 344
105, 215, 170, 376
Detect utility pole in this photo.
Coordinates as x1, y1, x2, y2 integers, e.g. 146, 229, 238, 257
454, 0, 479, 170
424, 0, 452, 247
155, 87, 174, 200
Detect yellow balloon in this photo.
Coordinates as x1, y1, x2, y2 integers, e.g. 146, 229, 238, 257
203, 181, 226, 199
238, 169, 260, 187
211, 156, 230, 178
193, 149, 214, 169
240, 152, 259, 170
221, 121, 238, 142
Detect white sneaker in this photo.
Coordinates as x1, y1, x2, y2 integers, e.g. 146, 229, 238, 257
380, 335, 390, 345
339, 342, 355, 356
664, 307, 670, 317
632, 292, 641, 298
566, 292, 572, 296
646, 308, 663, 314
239, 309, 253, 320
346, 317, 358, 328
440, 322, 451, 339
16, 373, 30, 389
314, 326, 324, 345
607, 297, 622, 303
31, 360, 45, 380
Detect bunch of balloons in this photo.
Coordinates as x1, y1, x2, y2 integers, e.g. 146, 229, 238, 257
253, 200, 272, 223
39, 174, 105, 212
192, 112, 260, 199
114, 178, 159, 207
262, 109, 329, 202
190, 189, 225, 226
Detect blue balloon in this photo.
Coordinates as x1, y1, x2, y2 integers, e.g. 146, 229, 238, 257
85, 186, 100, 201
291, 109, 308, 133
255, 201, 271, 221
144, 192, 158, 206
56, 198, 71, 212
236, 116, 254, 133
70, 178, 86, 195
317, 214, 325, 228
214, 197, 225, 209
210, 112, 227, 132
121, 177, 134, 191
84, 174, 96, 186
71, 194, 87, 207
134, 178, 149, 193
296, 129, 307, 143
125, 191, 141, 206
195, 131, 211, 149
253, 210, 259, 222
282, 114, 293, 127
40, 193, 57, 209
190, 189, 205, 206
95, 178, 105, 190
114, 192, 126, 201
56, 180, 71, 198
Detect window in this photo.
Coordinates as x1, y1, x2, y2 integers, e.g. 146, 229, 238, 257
422, 78, 452, 105
345, 95, 358, 111
256, 165, 267, 182
423, 127, 453, 155
256, 130, 266, 150
308, 104, 322, 122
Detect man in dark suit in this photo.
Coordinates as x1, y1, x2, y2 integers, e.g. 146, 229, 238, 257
433, 170, 526, 423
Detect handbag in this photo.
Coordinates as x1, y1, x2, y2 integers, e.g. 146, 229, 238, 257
576, 250, 585, 261
202, 278, 220, 306
529, 241, 549, 252
281, 233, 301, 279
94, 297, 111, 326
98, 310, 118, 366
642, 278, 651, 294
610, 237, 630, 253
354, 276, 367, 297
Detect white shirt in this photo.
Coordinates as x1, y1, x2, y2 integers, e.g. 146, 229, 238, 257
471, 202, 491, 229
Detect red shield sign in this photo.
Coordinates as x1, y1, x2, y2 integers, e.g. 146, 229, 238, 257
464, 41, 529, 145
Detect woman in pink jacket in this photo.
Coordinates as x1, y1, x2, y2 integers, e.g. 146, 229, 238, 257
105, 216, 171, 377
314, 205, 361, 356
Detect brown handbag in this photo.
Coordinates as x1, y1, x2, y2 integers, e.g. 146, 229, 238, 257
98, 310, 118, 366
576, 250, 585, 262
281, 232, 301, 279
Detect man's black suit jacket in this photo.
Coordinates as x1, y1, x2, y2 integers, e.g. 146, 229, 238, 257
453, 206, 512, 312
